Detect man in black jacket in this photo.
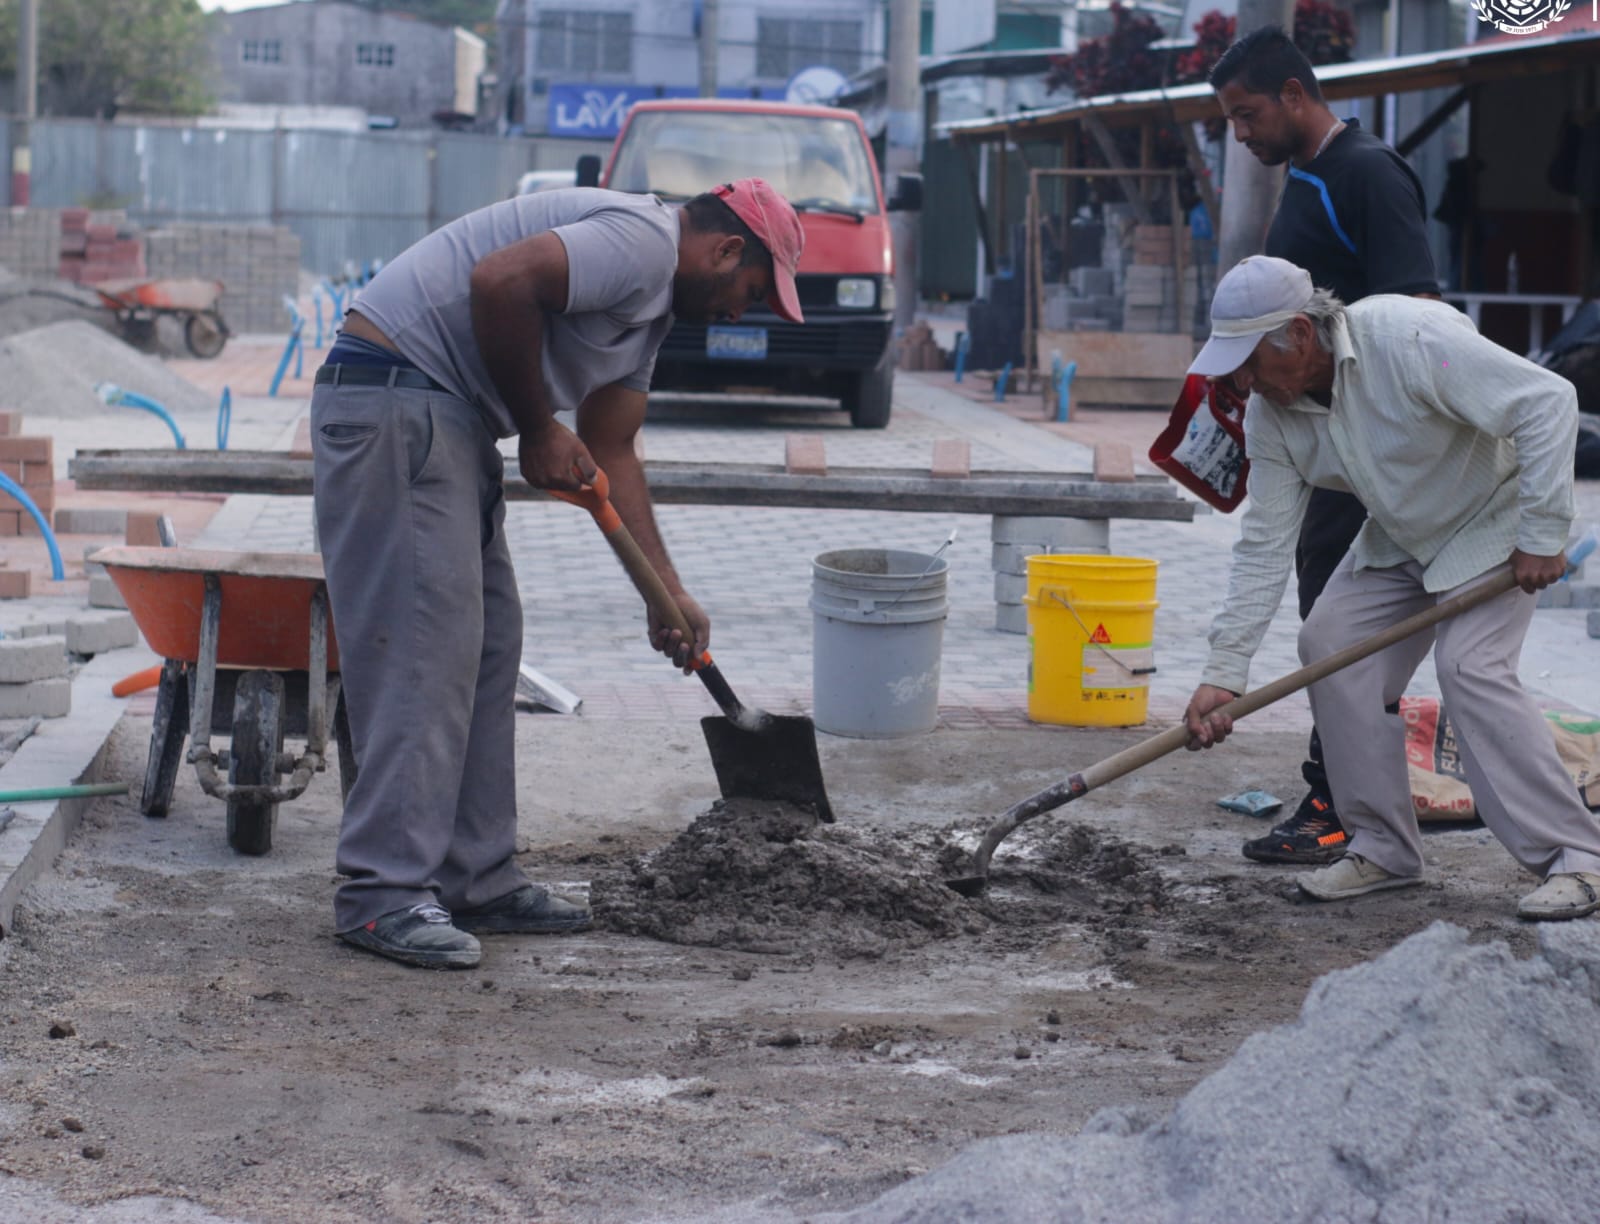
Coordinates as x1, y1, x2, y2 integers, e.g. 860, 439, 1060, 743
1210, 27, 1440, 865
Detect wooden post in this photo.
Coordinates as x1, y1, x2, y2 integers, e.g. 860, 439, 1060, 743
997, 137, 1010, 264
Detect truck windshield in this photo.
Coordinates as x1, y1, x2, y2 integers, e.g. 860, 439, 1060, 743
609, 111, 880, 215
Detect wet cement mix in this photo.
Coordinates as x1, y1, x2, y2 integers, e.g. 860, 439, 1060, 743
592, 797, 1200, 963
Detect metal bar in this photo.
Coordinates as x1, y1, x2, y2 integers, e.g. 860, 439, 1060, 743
955, 138, 996, 277
1395, 85, 1471, 157
188, 576, 222, 764
306, 586, 329, 759
1080, 116, 1154, 225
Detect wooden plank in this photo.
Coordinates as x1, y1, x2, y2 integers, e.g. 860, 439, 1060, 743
68, 451, 1197, 521
1034, 329, 1194, 379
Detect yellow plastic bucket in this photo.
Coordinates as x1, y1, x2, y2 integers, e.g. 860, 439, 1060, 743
1025, 555, 1159, 727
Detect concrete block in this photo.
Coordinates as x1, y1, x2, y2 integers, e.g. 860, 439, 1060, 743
1093, 443, 1137, 484
0, 678, 71, 719
1589, 609, 1600, 639
1538, 584, 1575, 609
994, 572, 1029, 603
53, 507, 128, 535
88, 574, 127, 610
1572, 585, 1600, 609
785, 434, 827, 477
0, 636, 68, 683
66, 613, 139, 656
995, 602, 1029, 635
991, 515, 1112, 550
17, 620, 67, 638
991, 540, 1111, 574
0, 570, 31, 599
931, 439, 971, 480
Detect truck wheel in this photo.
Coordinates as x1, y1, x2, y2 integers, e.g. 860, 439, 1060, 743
844, 350, 894, 429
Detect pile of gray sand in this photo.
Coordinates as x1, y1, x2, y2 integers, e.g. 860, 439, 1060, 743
831, 921, 1600, 1222
0, 319, 214, 420
591, 799, 1177, 959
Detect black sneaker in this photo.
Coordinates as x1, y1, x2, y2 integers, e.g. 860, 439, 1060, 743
339, 902, 481, 969
1241, 793, 1350, 865
453, 884, 592, 935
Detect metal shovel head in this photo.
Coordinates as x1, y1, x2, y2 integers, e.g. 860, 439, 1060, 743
700, 714, 835, 822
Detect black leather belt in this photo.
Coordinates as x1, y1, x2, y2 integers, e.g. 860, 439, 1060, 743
314, 363, 448, 392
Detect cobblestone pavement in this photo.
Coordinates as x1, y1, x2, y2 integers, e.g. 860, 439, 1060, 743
192, 373, 1600, 736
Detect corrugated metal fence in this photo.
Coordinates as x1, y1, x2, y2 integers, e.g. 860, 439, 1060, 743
0, 118, 608, 274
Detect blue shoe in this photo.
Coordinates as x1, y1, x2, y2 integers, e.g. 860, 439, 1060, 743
453, 884, 592, 934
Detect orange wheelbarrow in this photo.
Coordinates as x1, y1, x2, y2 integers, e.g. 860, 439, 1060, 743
93, 547, 355, 855
91, 278, 231, 358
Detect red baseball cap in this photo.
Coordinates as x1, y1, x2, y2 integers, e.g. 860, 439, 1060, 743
713, 179, 805, 324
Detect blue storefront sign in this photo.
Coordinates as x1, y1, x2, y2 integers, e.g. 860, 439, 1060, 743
547, 84, 785, 139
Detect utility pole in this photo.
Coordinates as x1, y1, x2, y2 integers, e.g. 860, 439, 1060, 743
886, 0, 920, 330
13, 0, 38, 207
1215, 0, 1296, 277
698, 0, 719, 98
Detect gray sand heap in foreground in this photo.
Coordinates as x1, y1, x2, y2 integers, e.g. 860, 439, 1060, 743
835, 921, 1600, 1222
0, 318, 215, 420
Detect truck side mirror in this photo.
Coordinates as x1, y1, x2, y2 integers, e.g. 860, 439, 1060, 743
576, 155, 601, 188
887, 173, 923, 212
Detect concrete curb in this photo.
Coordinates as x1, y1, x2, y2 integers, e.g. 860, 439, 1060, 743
0, 646, 157, 936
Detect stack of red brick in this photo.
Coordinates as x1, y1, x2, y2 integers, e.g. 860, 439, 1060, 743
897, 322, 947, 372
0, 412, 54, 551
59, 208, 146, 285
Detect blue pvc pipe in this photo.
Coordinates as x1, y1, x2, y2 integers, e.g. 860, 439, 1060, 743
1055, 360, 1078, 423
96, 383, 186, 449
270, 319, 303, 398
0, 471, 64, 580
994, 362, 1012, 403
953, 332, 969, 383
312, 284, 324, 348
216, 385, 232, 451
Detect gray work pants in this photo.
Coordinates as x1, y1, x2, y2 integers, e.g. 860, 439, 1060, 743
311, 378, 528, 931
1300, 554, 1600, 881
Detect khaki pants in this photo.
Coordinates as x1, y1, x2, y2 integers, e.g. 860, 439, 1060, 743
312, 379, 528, 931
1299, 555, 1600, 881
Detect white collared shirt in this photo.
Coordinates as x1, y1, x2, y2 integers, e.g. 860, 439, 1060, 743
1203, 295, 1578, 694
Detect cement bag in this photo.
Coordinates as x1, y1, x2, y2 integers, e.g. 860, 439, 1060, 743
1148, 375, 1251, 512
1402, 696, 1600, 822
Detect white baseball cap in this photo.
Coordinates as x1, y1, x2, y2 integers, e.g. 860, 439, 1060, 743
1189, 256, 1316, 377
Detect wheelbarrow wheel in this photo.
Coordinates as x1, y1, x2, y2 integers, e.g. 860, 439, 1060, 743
184, 311, 227, 359
141, 659, 190, 818
227, 670, 286, 856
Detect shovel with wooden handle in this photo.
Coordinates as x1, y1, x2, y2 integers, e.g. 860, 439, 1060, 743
945, 566, 1523, 895
551, 466, 834, 822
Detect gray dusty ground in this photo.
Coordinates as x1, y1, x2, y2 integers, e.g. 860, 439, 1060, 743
0, 714, 1555, 1222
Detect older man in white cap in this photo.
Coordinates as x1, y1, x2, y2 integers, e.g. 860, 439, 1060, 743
1182, 255, 1600, 920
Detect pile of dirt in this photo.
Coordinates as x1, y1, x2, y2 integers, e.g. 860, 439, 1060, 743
590, 798, 1181, 960
0, 278, 118, 341
832, 920, 1600, 1222
0, 318, 213, 420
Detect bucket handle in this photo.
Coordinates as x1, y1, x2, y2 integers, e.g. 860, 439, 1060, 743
871, 529, 957, 617
1043, 588, 1158, 678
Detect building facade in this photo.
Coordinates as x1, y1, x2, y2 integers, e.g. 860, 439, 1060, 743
495, 0, 889, 137
212, 2, 486, 129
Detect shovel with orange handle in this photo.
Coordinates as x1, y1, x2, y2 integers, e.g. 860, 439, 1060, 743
551, 466, 834, 821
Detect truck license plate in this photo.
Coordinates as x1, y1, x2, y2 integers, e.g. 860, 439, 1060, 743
706, 326, 768, 361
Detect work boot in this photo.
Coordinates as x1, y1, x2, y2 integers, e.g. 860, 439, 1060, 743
453, 884, 592, 935
1242, 791, 1350, 865
1517, 872, 1600, 921
1299, 854, 1423, 902
338, 902, 481, 969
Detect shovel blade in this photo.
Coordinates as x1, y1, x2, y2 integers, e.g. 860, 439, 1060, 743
700, 714, 834, 822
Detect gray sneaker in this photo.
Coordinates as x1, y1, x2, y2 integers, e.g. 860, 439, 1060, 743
339, 902, 481, 969
453, 884, 592, 934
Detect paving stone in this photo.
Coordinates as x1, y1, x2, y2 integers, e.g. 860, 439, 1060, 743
65, 613, 139, 656
87, 574, 127, 610
53, 507, 128, 535
0, 678, 71, 719
0, 636, 68, 683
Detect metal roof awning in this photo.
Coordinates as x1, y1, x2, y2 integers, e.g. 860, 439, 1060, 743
935, 28, 1600, 140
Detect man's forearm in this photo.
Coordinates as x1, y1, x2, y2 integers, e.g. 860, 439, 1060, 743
594, 443, 687, 598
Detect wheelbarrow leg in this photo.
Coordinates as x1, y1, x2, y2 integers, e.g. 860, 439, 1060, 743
141, 659, 190, 818
227, 670, 286, 856
333, 682, 358, 806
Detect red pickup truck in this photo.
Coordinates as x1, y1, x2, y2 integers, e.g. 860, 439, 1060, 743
579, 99, 920, 429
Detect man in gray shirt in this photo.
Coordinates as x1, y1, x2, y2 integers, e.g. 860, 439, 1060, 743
312, 180, 806, 969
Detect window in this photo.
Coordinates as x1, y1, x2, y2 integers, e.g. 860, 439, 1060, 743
240, 38, 282, 65
356, 43, 396, 68
756, 18, 861, 82
535, 10, 632, 75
